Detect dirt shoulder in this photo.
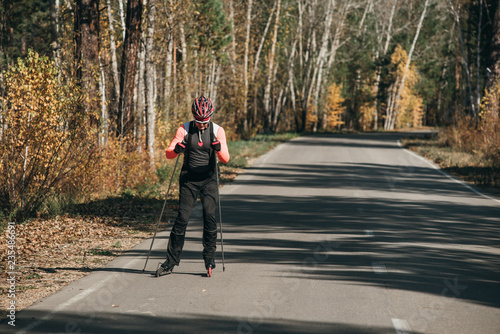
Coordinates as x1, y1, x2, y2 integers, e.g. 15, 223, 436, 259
402, 133, 500, 198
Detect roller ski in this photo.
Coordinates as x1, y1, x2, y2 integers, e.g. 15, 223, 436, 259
155, 262, 174, 277
205, 259, 216, 277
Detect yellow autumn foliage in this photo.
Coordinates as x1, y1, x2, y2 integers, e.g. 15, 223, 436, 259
305, 98, 318, 132
325, 83, 345, 130
389, 45, 424, 128
0, 51, 96, 221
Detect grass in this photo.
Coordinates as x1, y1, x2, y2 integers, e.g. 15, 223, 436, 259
226, 132, 299, 169
402, 133, 500, 195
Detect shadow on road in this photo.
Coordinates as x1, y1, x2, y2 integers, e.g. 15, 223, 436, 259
95, 133, 499, 310
4, 310, 416, 334
17, 132, 498, 332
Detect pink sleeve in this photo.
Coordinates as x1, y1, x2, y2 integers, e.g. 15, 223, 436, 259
165, 125, 187, 159
215, 127, 230, 164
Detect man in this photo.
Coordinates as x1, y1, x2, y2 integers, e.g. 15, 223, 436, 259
156, 96, 230, 277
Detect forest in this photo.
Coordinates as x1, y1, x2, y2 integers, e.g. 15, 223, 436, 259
1, 0, 499, 221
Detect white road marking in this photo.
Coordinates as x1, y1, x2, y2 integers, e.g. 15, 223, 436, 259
372, 261, 387, 274
392, 318, 412, 334
17, 258, 139, 334
365, 230, 374, 237
398, 140, 500, 204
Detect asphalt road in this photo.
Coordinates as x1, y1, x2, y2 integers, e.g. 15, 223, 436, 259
5, 133, 500, 334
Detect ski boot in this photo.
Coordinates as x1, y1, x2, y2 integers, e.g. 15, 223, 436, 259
155, 262, 174, 277
205, 259, 216, 277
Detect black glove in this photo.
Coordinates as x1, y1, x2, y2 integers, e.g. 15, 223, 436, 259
211, 140, 221, 152
174, 142, 186, 154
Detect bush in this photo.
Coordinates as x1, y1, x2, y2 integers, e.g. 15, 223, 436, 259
0, 51, 97, 221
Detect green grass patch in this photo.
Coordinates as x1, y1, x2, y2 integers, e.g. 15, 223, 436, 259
226, 132, 299, 169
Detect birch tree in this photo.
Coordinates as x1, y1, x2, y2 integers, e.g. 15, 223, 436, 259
385, 0, 429, 130
263, 0, 282, 130
145, 0, 157, 164
242, 0, 253, 133
487, 0, 500, 88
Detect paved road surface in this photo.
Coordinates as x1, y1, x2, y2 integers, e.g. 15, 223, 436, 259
5, 133, 500, 334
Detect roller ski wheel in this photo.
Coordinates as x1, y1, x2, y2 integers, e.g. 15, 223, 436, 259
205, 259, 215, 278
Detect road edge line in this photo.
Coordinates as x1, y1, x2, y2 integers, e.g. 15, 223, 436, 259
398, 140, 500, 204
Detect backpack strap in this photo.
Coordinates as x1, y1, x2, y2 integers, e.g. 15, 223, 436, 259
183, 121, 191, 143
209, 121, 214, 143
183, 121, 194, 170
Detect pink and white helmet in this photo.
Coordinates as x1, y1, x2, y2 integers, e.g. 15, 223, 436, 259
191, 96, 214, 123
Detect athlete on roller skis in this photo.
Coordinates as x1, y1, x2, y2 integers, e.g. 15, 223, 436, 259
156, 96, 230, 278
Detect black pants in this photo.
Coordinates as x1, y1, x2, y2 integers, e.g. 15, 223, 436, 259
164, 171, 218, 267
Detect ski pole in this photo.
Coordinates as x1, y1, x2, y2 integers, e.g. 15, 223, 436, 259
142, 154, 180, 272
215, 160, 226, 272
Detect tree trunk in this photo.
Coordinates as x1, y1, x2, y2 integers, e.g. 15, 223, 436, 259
179, 22, 189, 103
163, 2, 174, 121
99, 55, 108, 146
228, 0, 237, 76
107, 0, 121, 120
373, 0, 397, 130
118, 0, 126, 41
136, 30, 146, 152
312, 0, 336, 132
487, 0, 500, 88
51, 0, 61, 78
164, 34, 173, 120
252, 2, 276, 125
145, 0, 156, 165
448, 0, 476, 122
476, 0, 483, 114
242, 0, 253, 133
118, 0, 143, 138
263, 0, 281, 129
389, 0, 429, 130
74, 0, 100, 124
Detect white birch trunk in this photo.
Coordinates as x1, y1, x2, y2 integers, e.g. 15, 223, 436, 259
229, 0, 237, 76
99, 55, 108, 147
390, 0, 429, 130
243, 0, 253, 133
145, 0, 156, 165
164, 35, 173, 108
310, 0, 335, 132
476, 0, 483, 114
374, 0, 397, 130
252, 2, 276, 81
107, 0, 121, 105
263, 0, 282, 128
119, 0, 127, 41
213, 62, 221, 107
327, 2, 348, 70
298, 0, 304, 71
180, 23, 189, 103
136, 30, 146, 152
252, 2, 276, 125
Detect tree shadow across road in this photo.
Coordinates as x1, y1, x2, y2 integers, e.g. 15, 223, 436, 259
97, 133, 500, 311
3, 310, 413, 334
